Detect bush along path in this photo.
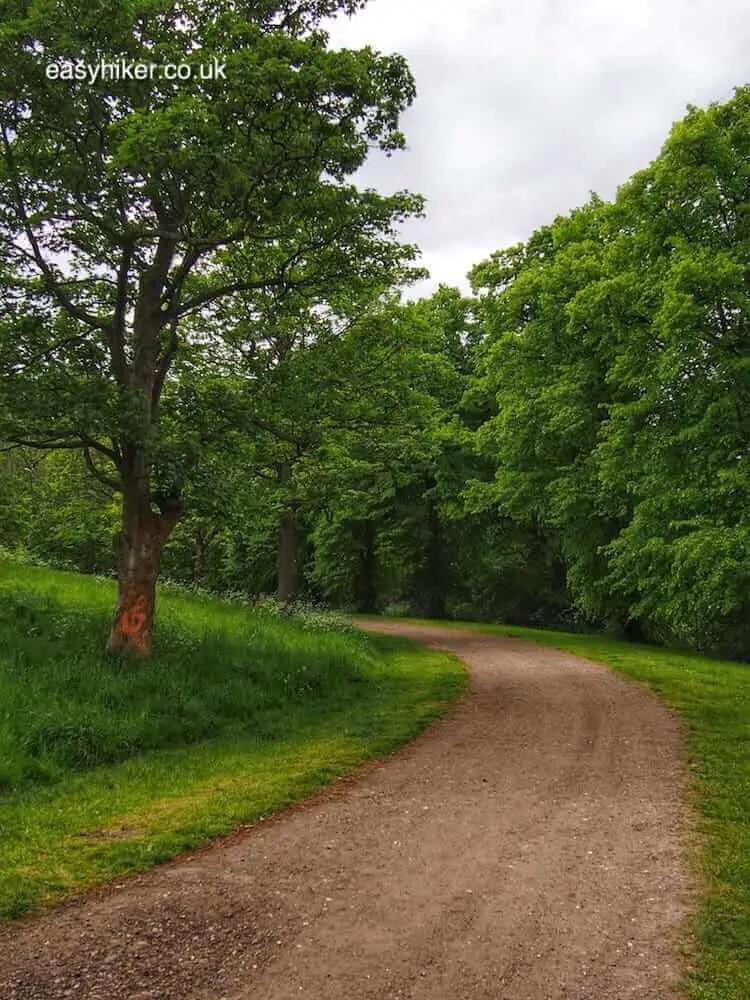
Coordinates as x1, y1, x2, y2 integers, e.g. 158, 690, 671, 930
0, 620, 691, 1000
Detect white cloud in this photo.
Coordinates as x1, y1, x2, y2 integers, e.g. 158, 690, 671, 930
326, 0, 750, 293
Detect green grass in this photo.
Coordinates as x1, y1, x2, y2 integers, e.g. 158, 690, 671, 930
0, 564, 466, 921
376, 615, 750, 1000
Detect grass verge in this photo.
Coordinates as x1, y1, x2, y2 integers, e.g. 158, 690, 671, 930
374, 615, 749, 1000
0, 565, 466, 921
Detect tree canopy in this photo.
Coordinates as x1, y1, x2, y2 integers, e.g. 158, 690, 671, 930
1, 13, 747, 663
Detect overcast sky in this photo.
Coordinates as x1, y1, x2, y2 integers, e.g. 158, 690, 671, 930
326, 0, 750, 297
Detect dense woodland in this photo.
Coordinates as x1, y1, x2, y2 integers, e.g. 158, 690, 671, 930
0, 2, 748, 658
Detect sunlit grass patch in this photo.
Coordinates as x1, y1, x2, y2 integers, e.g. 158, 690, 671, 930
0, 564, 465, 920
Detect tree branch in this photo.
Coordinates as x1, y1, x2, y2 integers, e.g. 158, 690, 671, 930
82, 445, 121, 491
248, 415, 307, 447
0, 128, 114, 334
152, 315, 179, 415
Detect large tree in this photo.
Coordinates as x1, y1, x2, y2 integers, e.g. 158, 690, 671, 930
200, 222, 425, 602
0, 0, 421, 654
596, 87, 750, 653
469, 86, 750, 651
469, 198, 628, 627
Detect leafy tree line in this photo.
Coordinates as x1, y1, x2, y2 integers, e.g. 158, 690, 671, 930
0, 2, 746, 661
469, 85, 750, 657
0, 284, 570, 629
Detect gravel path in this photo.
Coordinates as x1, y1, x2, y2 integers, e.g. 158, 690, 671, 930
0, 622, 692, 999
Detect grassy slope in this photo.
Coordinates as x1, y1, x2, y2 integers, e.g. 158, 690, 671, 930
380, 616, 749, 1000
0, 565, 466, 921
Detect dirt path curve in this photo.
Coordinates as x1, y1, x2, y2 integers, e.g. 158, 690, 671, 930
0, 622, 691, 1000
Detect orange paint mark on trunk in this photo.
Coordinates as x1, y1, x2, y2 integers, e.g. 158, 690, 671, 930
111, 592, 150, 653
120, 594, 148, 640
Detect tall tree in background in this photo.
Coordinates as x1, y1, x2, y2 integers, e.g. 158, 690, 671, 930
597, 87, 750, 652
0, 0, 421, 654
470, 86, 750, 652
469, 198, 627, 626
310, 288, 483, 616
210, 233, 424, 603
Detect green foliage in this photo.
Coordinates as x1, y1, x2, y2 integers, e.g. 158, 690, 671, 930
2, 55, 747, 656
306, 286, 569, 623
0, 0, 424, 649
595, 88, 750, 655
0, 449, 118, 574
471, 197, 626, 626
470, 86, 750, 654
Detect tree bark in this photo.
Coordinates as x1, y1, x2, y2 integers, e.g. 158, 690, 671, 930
353, 518, 378, 613
194, 527, 206, 586
107, 482, 182, 657
277, 509, 300, 604
423, 493, 447, 620
105, 225, 180, 656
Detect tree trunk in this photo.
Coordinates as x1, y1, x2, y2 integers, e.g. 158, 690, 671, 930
194, 527, 206, 586
277, 510, 299, 604
107, 485, 182, 657
106, 235, 181, 656
423, 493, 447, 620
353, 519, 378, 613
